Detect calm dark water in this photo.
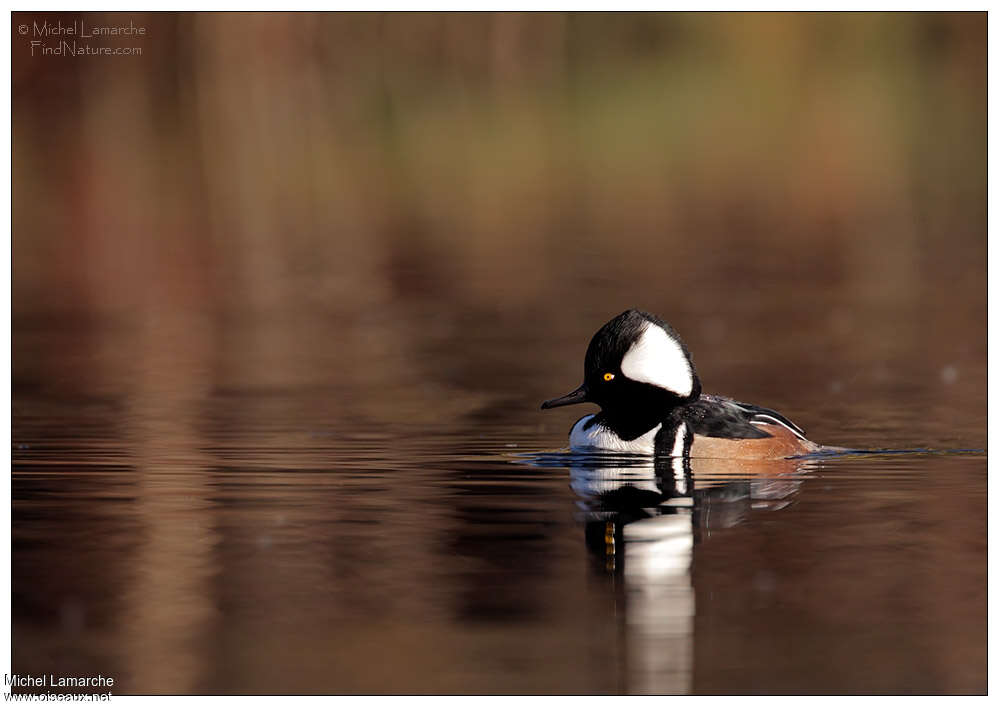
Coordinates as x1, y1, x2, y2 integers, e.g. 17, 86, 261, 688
11, 10, 986, 695
12, 293, 987, 695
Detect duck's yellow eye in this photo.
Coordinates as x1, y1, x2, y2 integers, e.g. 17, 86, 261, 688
603, 372, 615, 381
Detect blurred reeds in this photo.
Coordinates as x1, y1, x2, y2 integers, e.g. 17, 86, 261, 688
11, 18, 987, 692
13, 12, 986, 317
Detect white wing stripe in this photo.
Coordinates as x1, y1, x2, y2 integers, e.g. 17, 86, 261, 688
750, 414, 807, 440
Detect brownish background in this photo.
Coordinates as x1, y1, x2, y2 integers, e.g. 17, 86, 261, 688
13, 12, 985, 694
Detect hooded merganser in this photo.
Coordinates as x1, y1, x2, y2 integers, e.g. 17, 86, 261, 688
541, 309, 824, 459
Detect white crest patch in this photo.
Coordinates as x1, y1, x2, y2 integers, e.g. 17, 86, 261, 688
569, 415, 661, 453
620, 322, 694, 396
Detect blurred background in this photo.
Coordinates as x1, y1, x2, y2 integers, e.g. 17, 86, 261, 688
13, 12, 986, 436
13, 12, 986, 694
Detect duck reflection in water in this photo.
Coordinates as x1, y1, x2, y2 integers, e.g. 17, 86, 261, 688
566, 451, 819, 694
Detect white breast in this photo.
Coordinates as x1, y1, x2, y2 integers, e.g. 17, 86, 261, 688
569, 415, 661, 453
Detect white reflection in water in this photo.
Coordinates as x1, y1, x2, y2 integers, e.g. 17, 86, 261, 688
569, 453, 815, 694
623, 513, 695, 693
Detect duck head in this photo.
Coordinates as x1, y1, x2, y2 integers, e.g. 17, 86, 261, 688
541, 310, 702, 424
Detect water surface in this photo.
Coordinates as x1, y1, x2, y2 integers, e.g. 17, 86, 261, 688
12, 306, 986, 695
12, 12, 986, 694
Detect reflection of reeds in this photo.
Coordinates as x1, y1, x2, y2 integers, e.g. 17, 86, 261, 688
13, 12, 985, 317
11, 13, 986, 695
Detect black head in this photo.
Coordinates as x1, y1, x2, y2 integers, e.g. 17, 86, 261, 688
541, 310, 701, 428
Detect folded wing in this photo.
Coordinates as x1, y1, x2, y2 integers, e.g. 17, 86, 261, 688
682, 394, 807, 440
